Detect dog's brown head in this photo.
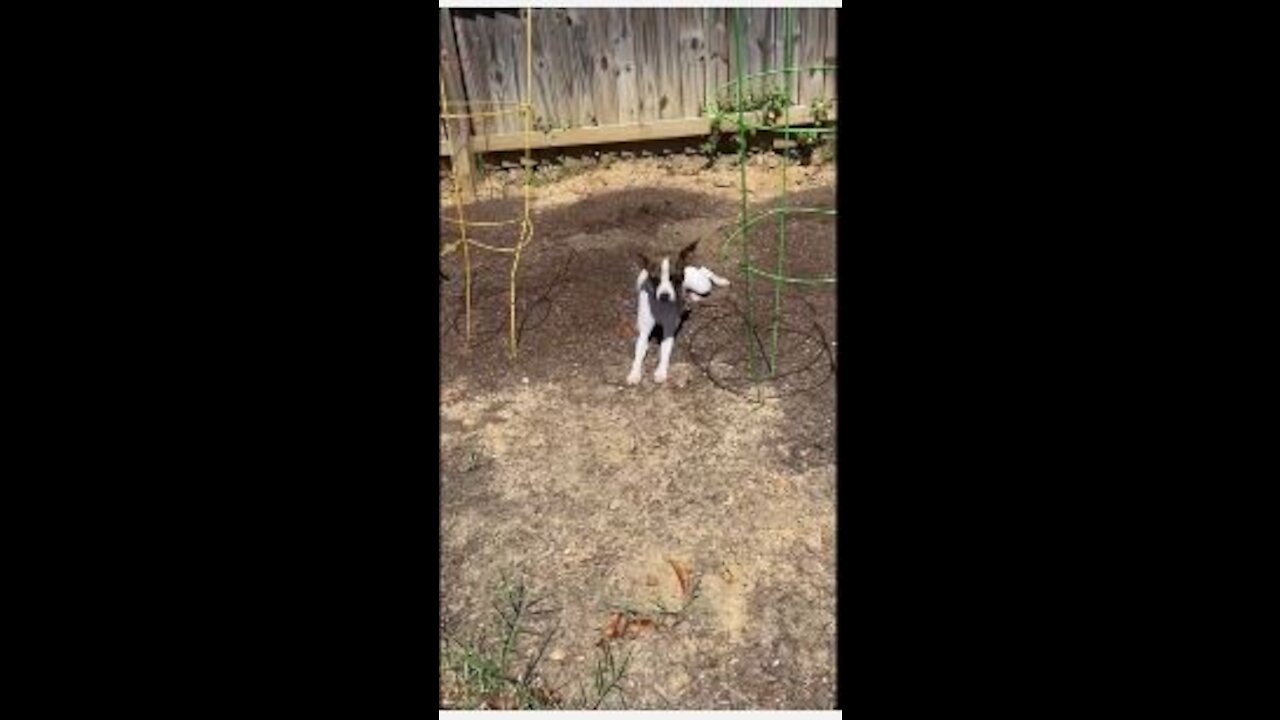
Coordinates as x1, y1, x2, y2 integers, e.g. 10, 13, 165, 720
637, 240, 699, 301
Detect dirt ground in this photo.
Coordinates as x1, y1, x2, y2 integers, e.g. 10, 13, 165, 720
439, 153, 837, 709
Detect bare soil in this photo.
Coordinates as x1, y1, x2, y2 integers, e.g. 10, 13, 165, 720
439, 154, 837, 709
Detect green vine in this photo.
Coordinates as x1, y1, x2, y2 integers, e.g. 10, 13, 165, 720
701, 82, 799, 158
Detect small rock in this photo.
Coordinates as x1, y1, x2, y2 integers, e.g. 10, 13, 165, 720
522, 377, 529, 384
609, 498, 621, 511
550, 649, 567, 662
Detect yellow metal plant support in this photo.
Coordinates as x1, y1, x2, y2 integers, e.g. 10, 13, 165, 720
439, 6, 535, 360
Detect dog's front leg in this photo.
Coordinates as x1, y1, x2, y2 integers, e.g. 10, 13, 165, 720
627, 294, 655, 385
627, 332, 651, 385
654, 337, 675, 383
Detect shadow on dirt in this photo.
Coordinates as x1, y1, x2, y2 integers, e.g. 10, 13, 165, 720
439, 187, 740, 390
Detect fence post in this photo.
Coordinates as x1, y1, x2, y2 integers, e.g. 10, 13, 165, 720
440, 9, 476, 203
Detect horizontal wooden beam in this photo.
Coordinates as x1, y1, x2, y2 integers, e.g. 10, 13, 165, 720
439, 104, 836, 157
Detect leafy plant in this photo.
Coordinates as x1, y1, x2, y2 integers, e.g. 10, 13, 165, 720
701, 99, 728, 160
758, 84, 790, 127
811, 95, 832, 126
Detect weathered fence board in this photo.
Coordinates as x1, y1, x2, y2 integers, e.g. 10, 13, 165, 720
440, 8, 476, 199
493, 10, 527, 133
630, 9, 661, 122
795, 9, 827, 107
577, 8, 617, 126
656, 9, 682, 120
674, 8, 705, 117
746, 9, 773, 99
612, 9, 640, 125
531, 8, 574, 131
773, 8, 793, 102
704, 8, 730, 105
451, 12, 497, 135
564, 9, 599, 128
822, 12, 838, 105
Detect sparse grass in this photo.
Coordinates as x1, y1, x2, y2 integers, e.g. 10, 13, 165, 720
584, 641, 632, 709
440, 572, 637, 710
440, 573, 561, 710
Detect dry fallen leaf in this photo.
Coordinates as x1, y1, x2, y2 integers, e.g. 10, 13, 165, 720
624, 617, 656, 638
667, 557, 693, 597
602, 611, 623, 640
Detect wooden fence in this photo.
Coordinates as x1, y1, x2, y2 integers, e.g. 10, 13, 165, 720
440, 7, 838, 156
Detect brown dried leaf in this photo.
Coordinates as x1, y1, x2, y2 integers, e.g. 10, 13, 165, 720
624, 617, 656, 638
667, 557, 692, 597
602, 611, 624, 639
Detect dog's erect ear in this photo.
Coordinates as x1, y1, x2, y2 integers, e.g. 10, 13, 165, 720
677, 239, 699, 265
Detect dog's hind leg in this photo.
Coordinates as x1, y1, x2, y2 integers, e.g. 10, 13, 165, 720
627, 294, 655, 385
654, 336, 675, 383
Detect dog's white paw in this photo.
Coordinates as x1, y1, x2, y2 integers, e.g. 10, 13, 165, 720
653, 368, 668, 383
626, 369, 642, 385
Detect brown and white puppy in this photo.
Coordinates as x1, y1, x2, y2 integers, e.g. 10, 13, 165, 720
627, 240, 729, 385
